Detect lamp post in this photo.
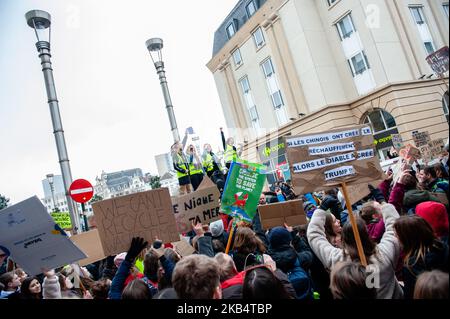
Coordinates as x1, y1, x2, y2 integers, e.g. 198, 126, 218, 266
26, 10, 80, 234
46, 173, 58, 212
145, 38, 181, 143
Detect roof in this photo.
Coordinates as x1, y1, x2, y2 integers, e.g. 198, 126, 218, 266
212, 0, 266, 57
105, 168, 143, 190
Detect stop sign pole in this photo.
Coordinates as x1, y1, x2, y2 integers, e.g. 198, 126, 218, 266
69, 179, 94, 232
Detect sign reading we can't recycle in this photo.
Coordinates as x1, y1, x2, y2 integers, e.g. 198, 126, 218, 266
285, 125, 384, 194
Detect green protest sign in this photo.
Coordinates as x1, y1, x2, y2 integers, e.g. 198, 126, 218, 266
220, 161, 266, 222
50, 212, 72, 230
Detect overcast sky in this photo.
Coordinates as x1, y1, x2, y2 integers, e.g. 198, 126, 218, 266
0, 0, 238, 204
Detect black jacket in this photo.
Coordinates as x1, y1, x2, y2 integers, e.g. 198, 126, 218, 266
402, 240, 449, 299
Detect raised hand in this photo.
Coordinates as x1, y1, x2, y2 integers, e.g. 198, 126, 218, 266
125, 237, 148, 263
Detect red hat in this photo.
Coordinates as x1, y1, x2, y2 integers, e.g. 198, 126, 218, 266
416, 201, 449, 238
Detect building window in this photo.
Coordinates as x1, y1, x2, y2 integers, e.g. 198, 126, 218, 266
336, 14, 355, 40
252, 27, 265, 49
239, 76, 261, 130
328, 0, 338, 5
409, 6, 436, 55
348, 51, 370, 76
226, 23, 236, 39
362, 109, 397, 134
444, 3, 449, 17
232, 48, 242, 67
261, 58, 289, 125
246, 1, 257, 18
443, 91, 449, 123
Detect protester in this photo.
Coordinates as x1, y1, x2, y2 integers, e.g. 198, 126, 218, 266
307, 202, 404, 299
401, 171, 441, 214
16, 277, 42, 299
394, 215, 449, 299
220, 127, 242, 171
172, 142, 192, 195
172, 254, 222, 299
14, 268, 28, 283
187, 144, 204, 191
415, 201, 449, 243
230, 226, 267, 272
320, 189, 344, 222
413, 270, 449, 299
330, 261, 377, 299
433, 162, 449, 180
267, 226, 313, 299
324, 213, 342, 247
418, 166, 449, 193
202, 143, 225, 192
0, 271, 21, 299
360, 202, 385, 243
89, 278, 111, 299
242, 266, 293, 299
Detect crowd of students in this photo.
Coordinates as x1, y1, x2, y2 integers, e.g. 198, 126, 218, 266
1, 154, 449, 300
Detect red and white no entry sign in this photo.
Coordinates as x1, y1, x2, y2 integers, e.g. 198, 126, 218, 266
69, 179, 94, 203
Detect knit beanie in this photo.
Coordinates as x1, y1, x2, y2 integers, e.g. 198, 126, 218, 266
210, 220, 224, 237
416, 201, 449, 238
268, 227, 291, 249
114, 252, 127, 268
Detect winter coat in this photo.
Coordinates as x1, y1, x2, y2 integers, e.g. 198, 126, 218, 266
388, 182, 405, 215
367, 219, 385, 243
402, 240, 449, 299
403, 190, 440, 212
307, 204, 404, 299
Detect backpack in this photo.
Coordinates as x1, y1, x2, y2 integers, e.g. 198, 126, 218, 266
286, 258, 313, 300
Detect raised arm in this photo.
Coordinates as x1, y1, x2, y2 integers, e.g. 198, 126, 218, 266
373, 203, 400, 268
306, 209, 343, 270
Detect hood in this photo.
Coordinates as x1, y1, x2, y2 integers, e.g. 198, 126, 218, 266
403, 190, 439, 209
268, 227, 292, 249
268, 247, 298, 273
416, 201, 449, 238
221, 271, 245, 290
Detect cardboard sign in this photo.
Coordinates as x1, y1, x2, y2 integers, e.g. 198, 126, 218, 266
0, 197, 86, 275
419, 145, 432, 163
391, 134, 403, 150
172, 178, 221, 234
50, 212, 72, 230
172, 237, 196, 257
91, 188, 180, 256
220, 161, 267, 222
338, 179, 384, 205
70, 229, 106, 267
428, 139, 445, 158
399, 144, 421, 163
285, 125, 384, 194
258, 200, 307, 230
412, 131, 431, 147
426, 46, 449, 76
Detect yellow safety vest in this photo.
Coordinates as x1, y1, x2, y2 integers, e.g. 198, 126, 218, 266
203, 153, 215, 172
175, 153, 189, 178
188, 155, 203, 175
224, 144, 237, 164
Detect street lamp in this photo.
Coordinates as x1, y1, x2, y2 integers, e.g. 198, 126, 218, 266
46, 173, 57, 212
145, 38, 181, 143
26, 10, 81, 234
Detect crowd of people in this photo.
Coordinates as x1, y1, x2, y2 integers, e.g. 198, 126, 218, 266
1, 140, 449, 300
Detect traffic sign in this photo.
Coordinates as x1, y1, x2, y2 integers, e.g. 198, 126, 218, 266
69, 179, 94, 203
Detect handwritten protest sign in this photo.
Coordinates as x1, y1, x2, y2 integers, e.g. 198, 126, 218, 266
221, 161, 266, 222
70, 229, 106, 267
412, 131, 431, 147
50, 212, 72, 230
399, 144, 421, 163
172, 178, 221, 234
92, 188, 180, 256
391, 134, 403, 150
285, 125, 384, 194
0, 197, 86, 275
258, 200, 307, 230
428, 139, 445, 158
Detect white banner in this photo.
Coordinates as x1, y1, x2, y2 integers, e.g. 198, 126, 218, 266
361, 127, 372, 135
287, 129, 360, 148
308, 142, 356, 156
292, 152, 356, 173
324, 166, 356, 181
357, 149, 375, 160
